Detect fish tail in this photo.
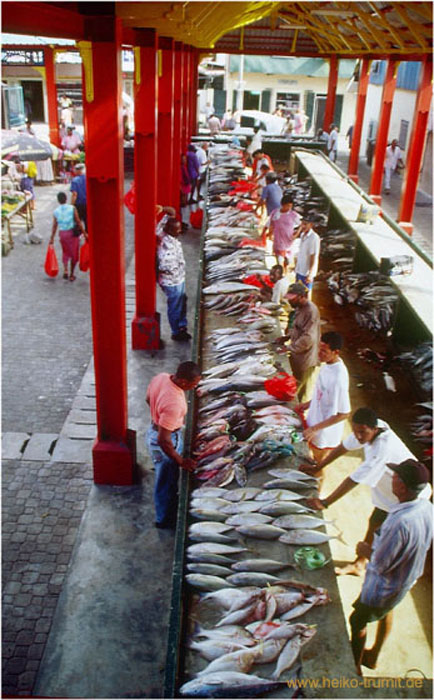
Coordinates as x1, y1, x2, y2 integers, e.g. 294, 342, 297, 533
336, 530, 348, 546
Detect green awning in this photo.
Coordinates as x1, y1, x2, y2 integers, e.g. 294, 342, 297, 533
229, 55, 356, 78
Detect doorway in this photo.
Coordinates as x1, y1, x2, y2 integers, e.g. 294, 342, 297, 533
20, 80, 44, 122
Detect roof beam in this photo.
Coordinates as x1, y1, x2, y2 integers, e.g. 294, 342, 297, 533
391, 2, 430, 49
2, 2, 85, 40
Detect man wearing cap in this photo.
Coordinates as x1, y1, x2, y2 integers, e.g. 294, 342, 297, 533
303, 407, 431, 575
294, 216, 321, 296
350, 459, 432, 675
276, 282, 320, 401
70, 164, 87, 228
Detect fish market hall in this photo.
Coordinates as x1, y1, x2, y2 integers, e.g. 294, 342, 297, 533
1, 2, 433, 699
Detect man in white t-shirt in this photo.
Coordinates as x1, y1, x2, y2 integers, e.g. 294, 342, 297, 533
297, 332, 350, 464
384, 139, 404, 194
327, 124, 338, 162
302, 407, 431, 575
194, 142, 209, 200
294, 216, 321, 297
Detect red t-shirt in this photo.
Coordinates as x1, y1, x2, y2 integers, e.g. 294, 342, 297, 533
146, 373, 187, 431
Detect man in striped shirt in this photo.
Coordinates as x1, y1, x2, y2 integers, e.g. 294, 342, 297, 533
350, 459, 432, 674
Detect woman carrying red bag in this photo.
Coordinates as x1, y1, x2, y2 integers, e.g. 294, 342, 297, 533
49, 192, 87, 281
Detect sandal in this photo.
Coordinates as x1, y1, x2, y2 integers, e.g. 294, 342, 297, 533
63, 272, 69, 280
69, 275, 76, 282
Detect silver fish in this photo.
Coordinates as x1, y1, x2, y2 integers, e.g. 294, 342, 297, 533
226, 572, 282, 587
259, 502, 314, 516
197, 647, 260, 676
223, 487, 262, 502
179, 671, 283, 698
188, 639, 252, 661
225, 512, 273, 527
263, 480, 313, 494
190, 508, 228, 522
220, 501, 263, 515
187, 543, 247, 556
186, 574, 234, 591
236, 524, 287, 540
262, 622, 313, 641
193, 624, 256, 646
254, 489, 305, 502
216, 600, 264, 628
203, 282, 261, 294
190, 497, 230, 511
201, 587, 262, 611
187, 552, 236, 565
267, 468, 318, 483
272, 628, 317, 679
231, 558, 290, 573
187, 563, 233, 577
273, 514, 338, 530
189, 522, 233, 537
191, 486, 229, 499
279, 529, 345, 546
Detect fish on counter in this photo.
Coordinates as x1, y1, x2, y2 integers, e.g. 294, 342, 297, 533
279, 529, 346, 546
186, 574, 235, 591
179, 671, 287, 698
236, 523, 287, 540
231, 558, 291, 573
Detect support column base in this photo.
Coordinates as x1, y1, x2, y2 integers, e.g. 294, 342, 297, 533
370, 194, 382, 206
132, 312, 161, 351
398, 221, 413, 236
348, 174, 359, 184
92, 429, 137, 485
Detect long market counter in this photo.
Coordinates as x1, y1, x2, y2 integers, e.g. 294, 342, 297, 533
293, 149, 433, 344
164, 148, 367, 699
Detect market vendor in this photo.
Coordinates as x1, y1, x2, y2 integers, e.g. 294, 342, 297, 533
297, 331, 351, 464
302, 407, 432, 576
350, 459, 432, 675
61, 126, 81, 154
275, 281, 321, 401
146, 361, 201, 529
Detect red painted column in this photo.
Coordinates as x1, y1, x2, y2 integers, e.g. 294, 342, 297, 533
348, 58, 371, 184
43, 47, 59, 145
172, 42, 184, 209
369, 59, 399, 205
398, 58, 433, 235
80, 16, 136, 484
157, 37, 175, 206
131, 29, 161, 351
182, 45, 190, 150
323, 56, 339, 133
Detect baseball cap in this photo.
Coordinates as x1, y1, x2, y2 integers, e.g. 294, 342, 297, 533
286, 282, 309, 297
387, 459, 430, 492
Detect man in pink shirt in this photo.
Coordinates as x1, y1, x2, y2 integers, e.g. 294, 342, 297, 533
269, 193, 301, 270
61, 126, 82, 154
146, 361, 201, 528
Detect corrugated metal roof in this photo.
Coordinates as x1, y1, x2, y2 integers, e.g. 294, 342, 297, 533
229, 55, 357, 77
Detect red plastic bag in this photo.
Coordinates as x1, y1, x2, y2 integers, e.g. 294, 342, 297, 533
79, 240, 90, 272
238, 238, 265, 248
243, 274, 272, 289
124, 181, 136, 214
190, 208, 203, 229
264, 372, 298, 401
44, 244, 59, 278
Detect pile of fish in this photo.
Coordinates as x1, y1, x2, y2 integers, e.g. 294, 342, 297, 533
319, 227, 357, 271
393, 342, 433, 396
180, 145, 338, 697
327, 271, 400, 333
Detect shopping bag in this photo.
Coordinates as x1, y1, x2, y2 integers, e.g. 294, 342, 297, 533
44, 244, 59, 278
264, 372, 298, 401
124, 181, 136, 214
189, 208, 203, 229
79, 240, 90, 272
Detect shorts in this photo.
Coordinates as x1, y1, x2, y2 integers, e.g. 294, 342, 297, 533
350, 597, 395, 629
295, 272, 313, 291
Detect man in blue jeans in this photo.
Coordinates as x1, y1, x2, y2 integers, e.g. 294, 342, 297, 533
157, 217, 191, 342
146, 361, 201, 529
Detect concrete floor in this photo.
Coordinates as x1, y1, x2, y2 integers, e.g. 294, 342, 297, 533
4, 148, 432, 699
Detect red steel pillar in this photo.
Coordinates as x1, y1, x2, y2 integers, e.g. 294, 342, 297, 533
398, 58, 433, 235
79, 17, 136, 484
157, 37, 175, 206
348, 58, 371, 184
323, 56, 338, 133
369, 59, 399, 205
131, 28, 161, 351
182, 45, 190, 150
43, 47, 59, 145
172, 42, 184, 209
